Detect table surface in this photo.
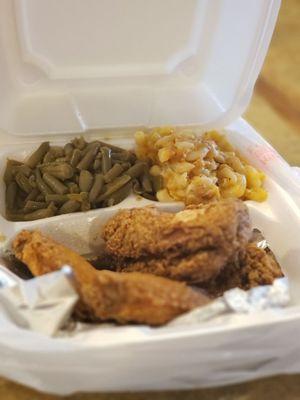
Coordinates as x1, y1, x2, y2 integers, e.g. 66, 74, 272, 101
1, 0, 300, 399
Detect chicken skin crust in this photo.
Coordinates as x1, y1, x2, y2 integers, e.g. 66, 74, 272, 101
13, 230, 209, 326
202, 243, 284, 297
103, 199, 252, 284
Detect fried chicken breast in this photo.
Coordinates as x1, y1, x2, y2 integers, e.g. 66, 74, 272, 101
103, 199, 252, 284
13, 230, 209, 326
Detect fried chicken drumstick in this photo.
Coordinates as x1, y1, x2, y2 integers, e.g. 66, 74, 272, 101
103, 199, 252, 284
13, 230, 209, 326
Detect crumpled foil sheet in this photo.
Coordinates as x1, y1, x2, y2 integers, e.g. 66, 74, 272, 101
0, 266, 78, 335
169, 277, 289, 326
0, 263, 289, 336
0, 228, 289, 336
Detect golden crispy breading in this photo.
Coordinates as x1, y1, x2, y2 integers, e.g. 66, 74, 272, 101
202, 244, 284, 297
105, 199, 252, 284
241, 244, 283, 288
117, 251, 226, 284
13, 230, 209, 326
103, 207, 174, 258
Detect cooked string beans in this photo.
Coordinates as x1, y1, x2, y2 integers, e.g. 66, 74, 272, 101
4, 137, 159, 221
101, 147, 112, 174
26, 142, 50, 168
79, 170, 94, 192
43, 173, 68, 195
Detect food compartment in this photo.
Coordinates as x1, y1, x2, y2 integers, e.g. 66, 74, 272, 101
1, 123, 300, 295
0, 134, 182, 254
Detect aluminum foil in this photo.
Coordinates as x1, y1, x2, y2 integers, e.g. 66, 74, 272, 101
169, 277, 289, 327
0, 266, 78, 335
0, 229, 288, 336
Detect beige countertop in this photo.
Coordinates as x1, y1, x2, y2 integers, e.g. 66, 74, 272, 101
1, 0, 300, 399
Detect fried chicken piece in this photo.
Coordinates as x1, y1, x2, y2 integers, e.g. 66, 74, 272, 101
202, 243, 284, 298
13, 230, 209, 326
103, 199, 252, 284
103, 207, 174, 259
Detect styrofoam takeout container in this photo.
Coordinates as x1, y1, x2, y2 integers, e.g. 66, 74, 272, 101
1, 0, 300, 395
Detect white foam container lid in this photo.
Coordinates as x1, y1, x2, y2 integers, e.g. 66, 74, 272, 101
0, 0, 281, 136
2, 0, 300, 395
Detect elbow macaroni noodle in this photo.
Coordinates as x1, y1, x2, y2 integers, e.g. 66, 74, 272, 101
135, 128, 267, 204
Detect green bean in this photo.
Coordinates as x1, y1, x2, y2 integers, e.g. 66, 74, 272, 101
43, 173, 68, 195
81, 141, 100, 156
28, 175, 36, 188
43, 151, 56, 164
101, 147, 112, 174
111, 151, 132, 162
7, 207, 55, 221
142, 192, 157, 201
67, 192, 87, 202
4, 137, 138, 219
36, 193, 45, 202
80, 192, 91, 212
43, 147, 64, 164
103, 181, 132, 206
23, 207, 56, 221
26, 142, 50, 168
93, 158, 102, 171
132, 179, 143, 195
79, 170, 94, 192
103, 163, 123, 183
40, 160, 67, 168
18, 188, 28, 199
6, 211, 22, 221
72, 136, 87, 150
24, 201, 47, 212
47, 202, 57, 215
5, 181, 17, 210
77, 145, 99, 170
151, 175, 164, 192
98, 141, 125, 153
120, 162, 131, 171
70, 149, 82, 167
35, 169, 53, 195
55, 157, 69, 163
15, 172, 32, 193
89, 174, 104, 203
50, 146, 64, 158
11, 164, 32, 178
106, 198, 115, 207
65, 180, 73, 188
41, 164, 74, 180
124, 162, 145, 179
4, 160, 22, 183
16, 195, 25, 209
96, 174, 131, 202
45, 194, 69, 204
59, 200, 81, 215
141, 172, 153, 193
25, 188, 39, 202
64, 143, 74, 157
66, 182, 80, 194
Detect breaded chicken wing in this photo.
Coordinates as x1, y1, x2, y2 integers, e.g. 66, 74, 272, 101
103, 199, 252, 284
13, 230, 209, 326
